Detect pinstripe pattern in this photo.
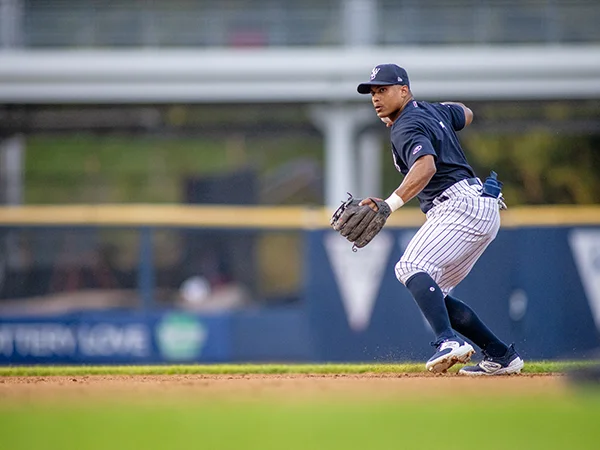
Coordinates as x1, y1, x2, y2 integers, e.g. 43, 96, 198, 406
395, 178, 500, 296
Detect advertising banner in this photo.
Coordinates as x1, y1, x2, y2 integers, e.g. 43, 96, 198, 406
0, 311, 230, 365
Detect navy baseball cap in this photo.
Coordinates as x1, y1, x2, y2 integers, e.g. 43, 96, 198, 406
357, 64, 410, 94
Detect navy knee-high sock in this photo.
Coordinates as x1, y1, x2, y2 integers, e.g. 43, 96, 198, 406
444, 294, 508, 357
405, 272, 455, 341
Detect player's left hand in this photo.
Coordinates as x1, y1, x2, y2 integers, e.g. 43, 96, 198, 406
359, 197, 384, 212
330, 194, 391, 250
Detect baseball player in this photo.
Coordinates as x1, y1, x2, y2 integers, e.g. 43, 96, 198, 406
335, 64, 524, 375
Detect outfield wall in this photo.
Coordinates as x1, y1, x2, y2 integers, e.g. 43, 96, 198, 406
0, 205, 599, 364
306, 226, 600, 362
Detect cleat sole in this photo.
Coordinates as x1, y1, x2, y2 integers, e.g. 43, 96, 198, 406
426, 346, 475, 374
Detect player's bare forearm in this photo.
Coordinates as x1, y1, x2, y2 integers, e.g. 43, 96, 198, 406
361, 155, 436, 212
394, 155, 437, 203
441, 101, 473, 126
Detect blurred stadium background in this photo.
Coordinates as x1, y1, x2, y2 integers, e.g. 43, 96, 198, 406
1, 0, 600, 365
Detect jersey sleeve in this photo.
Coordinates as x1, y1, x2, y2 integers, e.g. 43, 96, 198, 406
435, 103, 466, 131
391, 125, 437, 169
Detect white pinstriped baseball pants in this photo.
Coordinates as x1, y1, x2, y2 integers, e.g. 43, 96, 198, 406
395, 178, 501, 297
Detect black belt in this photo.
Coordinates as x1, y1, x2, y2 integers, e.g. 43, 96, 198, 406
435, 178, 481, 204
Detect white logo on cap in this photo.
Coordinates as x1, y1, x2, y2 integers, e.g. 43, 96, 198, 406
398, 77, 403, 82
370, 67, 380, 80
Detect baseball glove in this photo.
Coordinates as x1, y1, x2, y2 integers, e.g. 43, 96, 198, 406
330, 194, 392, 250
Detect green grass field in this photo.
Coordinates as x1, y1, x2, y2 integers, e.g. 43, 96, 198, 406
0, 360, 594, 376
1, 363, 599, 450
3, 397, 600, 450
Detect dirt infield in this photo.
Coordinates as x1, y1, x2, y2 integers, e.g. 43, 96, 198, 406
0, 373, 566, 403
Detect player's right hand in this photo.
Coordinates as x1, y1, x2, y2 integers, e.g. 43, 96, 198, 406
380, 117, 393, 127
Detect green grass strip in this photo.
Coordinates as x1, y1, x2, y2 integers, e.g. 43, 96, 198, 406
3, 398, 600, 450
0, 360, 597, 377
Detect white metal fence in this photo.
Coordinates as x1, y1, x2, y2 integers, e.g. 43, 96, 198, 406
1, 0, 599, 48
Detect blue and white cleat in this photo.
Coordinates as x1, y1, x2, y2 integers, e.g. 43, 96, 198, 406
426, 337, 475, 374
459, 344, 524, 376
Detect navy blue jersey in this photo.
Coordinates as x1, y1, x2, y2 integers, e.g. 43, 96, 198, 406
390, 100, 476, 213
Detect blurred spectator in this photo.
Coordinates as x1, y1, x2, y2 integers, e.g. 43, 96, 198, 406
178, 274, 251, 313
